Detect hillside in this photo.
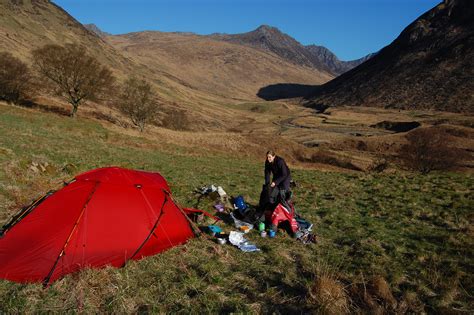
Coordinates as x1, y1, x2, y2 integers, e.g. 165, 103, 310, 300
0, 0, 207, 121
211, 25, 374, 76
0, 0, 126, 69
306, 0, 474, 113
0, 0, 337, 131
106, 31, 333, 100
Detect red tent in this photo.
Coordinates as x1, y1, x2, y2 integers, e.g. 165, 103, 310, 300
0, 167, 198, 285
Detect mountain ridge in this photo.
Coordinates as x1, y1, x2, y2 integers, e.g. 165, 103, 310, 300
84, 23, 375, 77
210, 25, 375, 76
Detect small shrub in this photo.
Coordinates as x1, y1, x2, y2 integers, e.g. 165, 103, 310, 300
398, 128, 465, 173
0, 52, 33, 104
250, 105, 266, 113
367, 157, 389, 173
160, 108, 191, 131
356, 140, 368, 151
440, 126, 470, 138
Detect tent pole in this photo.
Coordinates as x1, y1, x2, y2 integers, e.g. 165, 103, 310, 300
1, 179, 75, 237
42, 181, 100, 287
162, 190, 203, 237
122, 192, 168, 266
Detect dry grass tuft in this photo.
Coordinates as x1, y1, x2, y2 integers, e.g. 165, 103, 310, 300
308, 273, 350, 315
368, 275, 397, 309
348, 275, 398, 314
398, 291, 426, 314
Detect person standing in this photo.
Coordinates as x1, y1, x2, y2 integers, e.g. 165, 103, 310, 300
263, 150, 292, 209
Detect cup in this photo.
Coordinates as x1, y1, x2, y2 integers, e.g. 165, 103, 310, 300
269, 230, 276, 238
258, 222, 265, 232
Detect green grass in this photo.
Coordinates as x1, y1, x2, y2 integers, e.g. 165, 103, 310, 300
0, 103, 473, 313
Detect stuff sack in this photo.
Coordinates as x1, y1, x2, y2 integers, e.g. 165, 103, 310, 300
233, 195, 248, 215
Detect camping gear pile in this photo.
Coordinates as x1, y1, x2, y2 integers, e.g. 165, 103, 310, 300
0, 168, 316, 285
197, 182, 316, 246
195, 184, 232, 213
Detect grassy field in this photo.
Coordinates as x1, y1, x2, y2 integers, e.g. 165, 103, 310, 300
0, 103, 473, 313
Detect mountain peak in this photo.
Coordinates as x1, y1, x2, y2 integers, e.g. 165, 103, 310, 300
255, 25, 279, 32
84, 23, 110, 37
253, 25, 285, 37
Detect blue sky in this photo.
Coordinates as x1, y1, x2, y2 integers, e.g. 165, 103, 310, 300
53, 0, 440, 61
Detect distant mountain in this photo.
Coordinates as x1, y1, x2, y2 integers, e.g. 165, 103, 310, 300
107, 31, 333, 100
306, 45, 377, 75
306, 0, 474, 113
84, 23, 111, 38
211, 25, 375, 76
211, 25, 328, 71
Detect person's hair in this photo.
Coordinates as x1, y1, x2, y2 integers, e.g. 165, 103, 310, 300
266, 150, 276, 157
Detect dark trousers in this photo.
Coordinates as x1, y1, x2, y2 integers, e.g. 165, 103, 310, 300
257, 185, 292, 220
275, 188, 291, 211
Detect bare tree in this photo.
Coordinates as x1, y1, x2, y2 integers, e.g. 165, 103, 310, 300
32, 43, 114, 117
118, 77, 159, 132
0, 52, 33, 104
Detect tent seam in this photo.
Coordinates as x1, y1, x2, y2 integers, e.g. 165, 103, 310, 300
122, 190, 168, 266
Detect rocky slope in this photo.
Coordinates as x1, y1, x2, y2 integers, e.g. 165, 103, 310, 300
306, 0, 474, 113
84, 23, 111, 38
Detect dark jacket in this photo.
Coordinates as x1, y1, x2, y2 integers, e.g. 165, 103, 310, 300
265, 156, 291, 190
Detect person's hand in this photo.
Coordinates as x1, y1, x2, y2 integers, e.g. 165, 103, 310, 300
271, 182, 276, 188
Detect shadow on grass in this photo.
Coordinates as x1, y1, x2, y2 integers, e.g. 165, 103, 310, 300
257, 83, 320, 101
16, 99, 71, 116
227, 268, 311, 313
257, 83, 332, 114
